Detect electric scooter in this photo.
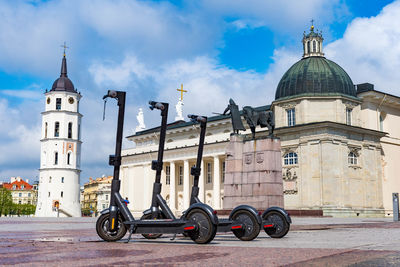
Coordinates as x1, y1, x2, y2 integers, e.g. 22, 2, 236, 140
187, 114, 291, 239
96, 90, 218, 244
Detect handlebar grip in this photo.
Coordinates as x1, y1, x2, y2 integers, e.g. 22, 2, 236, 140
148, 101, 165, 110
188, 114, 207, 123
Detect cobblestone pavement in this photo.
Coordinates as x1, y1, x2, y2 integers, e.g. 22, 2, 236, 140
1, 217, 400, 266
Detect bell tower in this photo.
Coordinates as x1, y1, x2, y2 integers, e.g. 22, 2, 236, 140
35, 48, 82, 217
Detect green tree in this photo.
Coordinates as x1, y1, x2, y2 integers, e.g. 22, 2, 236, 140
0, 188, 13, 217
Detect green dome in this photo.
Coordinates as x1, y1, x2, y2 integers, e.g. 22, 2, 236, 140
275, 56, 356, 100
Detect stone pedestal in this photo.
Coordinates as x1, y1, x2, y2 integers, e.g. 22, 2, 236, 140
223, 134, 284, 210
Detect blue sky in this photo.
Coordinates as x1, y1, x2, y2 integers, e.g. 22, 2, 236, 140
0, 0, 399, 184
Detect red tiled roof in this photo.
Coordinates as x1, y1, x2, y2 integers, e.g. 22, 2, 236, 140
3, 179, 33, 190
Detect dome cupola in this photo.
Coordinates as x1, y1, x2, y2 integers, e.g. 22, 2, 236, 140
275, 24, 356, 101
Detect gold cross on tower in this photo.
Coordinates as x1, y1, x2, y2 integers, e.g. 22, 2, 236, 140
60, 42, 69, 57
176, 84, 187, 101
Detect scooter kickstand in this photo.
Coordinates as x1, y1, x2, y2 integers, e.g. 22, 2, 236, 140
126, 226, 134, 243
170, 234, 176, 241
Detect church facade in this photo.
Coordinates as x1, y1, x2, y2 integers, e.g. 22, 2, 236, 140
120, 27, 400, 217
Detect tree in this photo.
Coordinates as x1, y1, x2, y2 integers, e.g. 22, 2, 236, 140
0, 188, 13, 217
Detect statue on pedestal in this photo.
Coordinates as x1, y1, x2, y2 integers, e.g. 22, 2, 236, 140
223, 99, 246, 134
135, 108, 146, 132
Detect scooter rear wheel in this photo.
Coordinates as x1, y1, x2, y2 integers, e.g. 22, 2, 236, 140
186, 209, 217, 244
231, 209, 260, 241
263, 210, 290, 238
140, 213, 163, 239
96, 213, 127, 242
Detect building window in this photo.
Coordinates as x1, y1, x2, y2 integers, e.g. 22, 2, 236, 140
54, 152, 58, 165
61, 177, 64, 183
346, 108, 352, 125
166, 165, 171, 185
221, 161, 225, 183
48, 192, 51, 197
284, 152, 298, 165
348, 152, 358, 165
307, 41, 310, 54
67, 153, 71, 165
287, 108, 296, 127
313, 40, 316, 52
12, 185, 16, 190
45, 122, 48, 138
61, 191, 63, 198
106, 194, 108, 200
178, 166, 183, 185
68, 122, 73, 139
28, 193, 31, 197
56, 98, 61, 110
18, 200, 21, 204
19, 193, 22, 197
21, 185, 24, 189
28, 201, 31, 204
103, 204, 106, 209
207, 162, 212, 183
54, 122, 60, 137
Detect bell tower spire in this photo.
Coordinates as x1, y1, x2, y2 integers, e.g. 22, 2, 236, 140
302, 21, 324, 58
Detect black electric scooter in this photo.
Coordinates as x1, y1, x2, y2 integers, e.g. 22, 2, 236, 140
96, 90, 218, 244
187, 114, 291, 239
185, 114, 261, 241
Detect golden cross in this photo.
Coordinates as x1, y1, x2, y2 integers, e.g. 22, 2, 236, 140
176, 84, 187, 101
60, 42, 69, 57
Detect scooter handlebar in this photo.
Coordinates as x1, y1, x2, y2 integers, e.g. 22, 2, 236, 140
149, 101, 165, 111
188, 114, 207, 123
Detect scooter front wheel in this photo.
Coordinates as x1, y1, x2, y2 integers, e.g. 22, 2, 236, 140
263, 210, 290, 238
96, 213, 127, 242
140, 213, 163, 239
186, 209, 217, 244
231, 209, 260, 241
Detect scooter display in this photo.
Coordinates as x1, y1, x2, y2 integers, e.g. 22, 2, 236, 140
96, 90, 218, 244
187, 114, 291, 239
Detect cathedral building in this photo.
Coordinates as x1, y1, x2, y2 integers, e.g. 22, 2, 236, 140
35, 52, 82, 217
120, 26, 400, 217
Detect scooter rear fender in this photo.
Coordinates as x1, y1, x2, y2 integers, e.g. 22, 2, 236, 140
262, 206, 292, 224
184, 203, 218, 225
229, 205, 262, 225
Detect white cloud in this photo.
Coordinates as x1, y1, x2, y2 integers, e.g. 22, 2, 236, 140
325, 0, 400, 94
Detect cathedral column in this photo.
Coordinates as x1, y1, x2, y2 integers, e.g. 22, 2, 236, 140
169, 161, 176, 212
183, 159, 190, 209
213, 156, 221, 209
199, 160, 205, 202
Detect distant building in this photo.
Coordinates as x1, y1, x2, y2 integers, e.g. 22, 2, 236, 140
82, 176, 112, 215
3, 177, 37, 205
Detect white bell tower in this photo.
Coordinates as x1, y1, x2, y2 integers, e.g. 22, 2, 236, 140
35, 49, 82, 217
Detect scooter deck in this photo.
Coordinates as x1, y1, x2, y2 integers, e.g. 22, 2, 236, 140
124, 219, 197, 234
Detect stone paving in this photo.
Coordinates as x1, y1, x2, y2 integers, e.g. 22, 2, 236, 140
1, 217, 400, 266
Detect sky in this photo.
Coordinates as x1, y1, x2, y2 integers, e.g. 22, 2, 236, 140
0, 0, 399, 184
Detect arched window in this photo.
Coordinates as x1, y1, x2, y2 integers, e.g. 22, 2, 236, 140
67, 152, 71, 165
61, 191, 63, 198
45, 122, 48, 138
56, 98, 62, 110
54, 152, 58, 165
348, 152, 358, 165
68, 122, 73, 139
49, 176, 52, 183
54, 122, 60, 137
284, 152, 298, 165
307, 41, 310, 54
61, 177, 64, 183
313, 40, 316, 52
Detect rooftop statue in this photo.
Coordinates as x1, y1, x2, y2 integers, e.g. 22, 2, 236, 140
223, 98, 246, 134
242, 106, 275, 139
135, 108, 146, 132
